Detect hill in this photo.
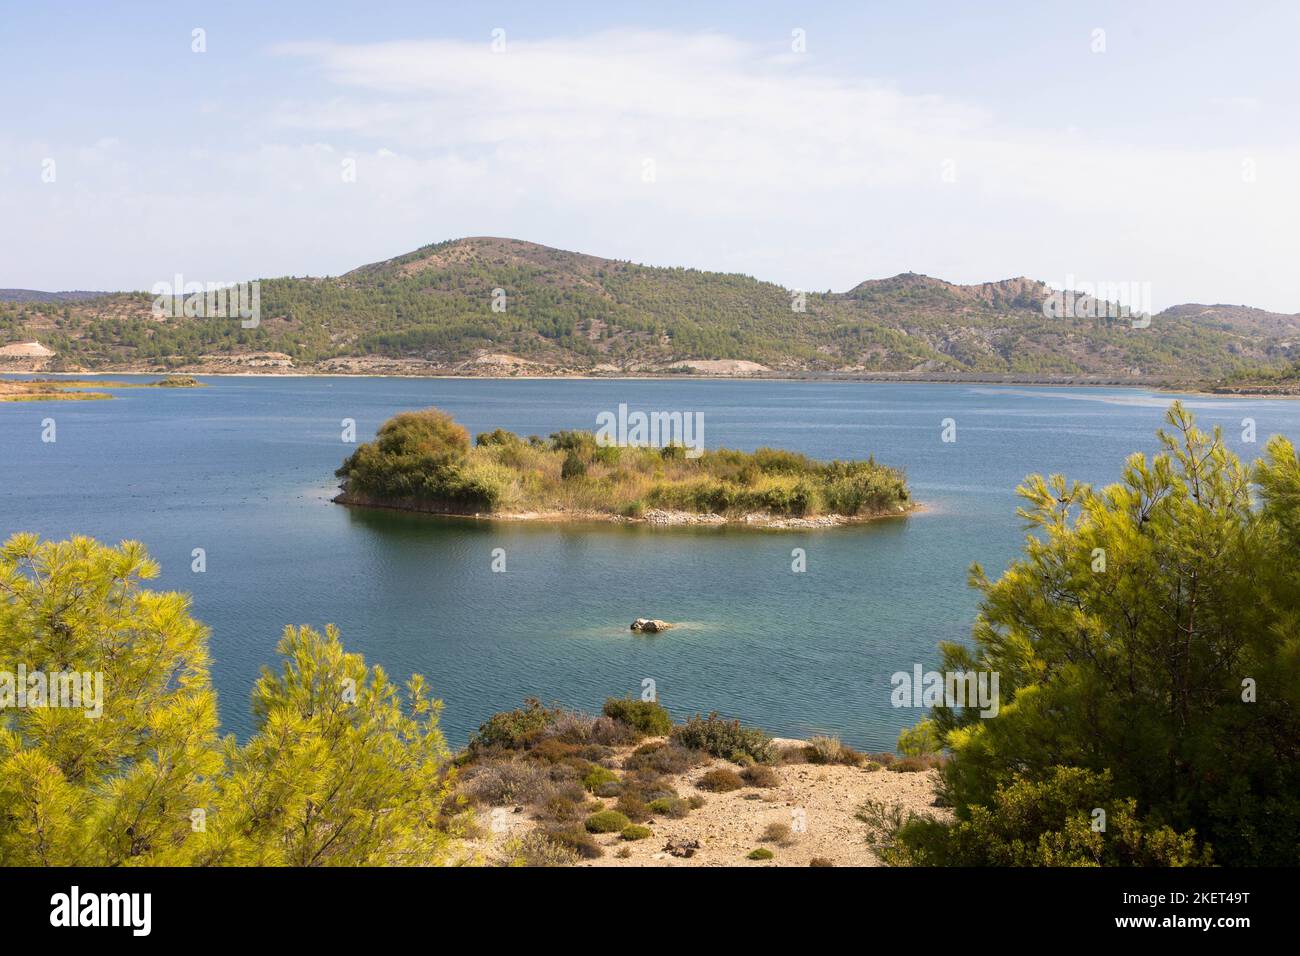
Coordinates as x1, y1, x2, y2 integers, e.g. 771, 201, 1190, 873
2, 237, 1296, 382
0, 289, 113, 303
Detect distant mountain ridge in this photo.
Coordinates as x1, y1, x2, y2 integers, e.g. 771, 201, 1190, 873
1, 237, 1296, 382
0, 289, 115, 303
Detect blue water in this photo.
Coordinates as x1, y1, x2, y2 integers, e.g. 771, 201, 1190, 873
3, 377, 1296, 750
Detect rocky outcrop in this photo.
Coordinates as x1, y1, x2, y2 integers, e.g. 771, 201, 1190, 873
631, 618, 674, 634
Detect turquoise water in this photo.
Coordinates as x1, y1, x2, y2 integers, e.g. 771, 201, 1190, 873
3, 377, 1296, 750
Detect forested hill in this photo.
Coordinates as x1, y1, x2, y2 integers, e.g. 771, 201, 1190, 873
2, 236, 1296, 381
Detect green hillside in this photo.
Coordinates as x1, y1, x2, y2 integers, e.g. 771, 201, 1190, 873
2, 237, 1296, 380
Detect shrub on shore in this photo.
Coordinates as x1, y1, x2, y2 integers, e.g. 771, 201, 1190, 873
760, 821, 794, 846
740, 764, 780, 788
805, 735, 865, 766
468, 698, 561, 754
546, 827, 603, 859
696, 768, 745, 792
624, 740, 707, 775
582, 764, 620, 794
602, 697, 673, 736
673, 713, 774, 764
502, 831, 580, 867
584, 810, 631, 834
647, 796, 693, 818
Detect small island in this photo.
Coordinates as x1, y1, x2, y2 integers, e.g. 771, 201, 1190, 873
333, 408, 912, 527
0, 375, 203, 402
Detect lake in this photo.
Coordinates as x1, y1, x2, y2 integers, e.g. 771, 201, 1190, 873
3, 376, 1296, 750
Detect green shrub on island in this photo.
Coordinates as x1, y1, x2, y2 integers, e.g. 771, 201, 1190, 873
335, 407, 910, 519
746, 848, 774, 860
603, 697, 673, 736
620, 824, 652, 841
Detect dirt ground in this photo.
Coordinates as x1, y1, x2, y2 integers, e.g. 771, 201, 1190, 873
459, 737, 946, 867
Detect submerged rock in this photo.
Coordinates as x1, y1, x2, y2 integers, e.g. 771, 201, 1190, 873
631, 618, 674, 633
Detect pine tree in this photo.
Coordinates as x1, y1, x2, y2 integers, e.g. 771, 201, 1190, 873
896, 403, 1300, 865
0, 537, 462, 866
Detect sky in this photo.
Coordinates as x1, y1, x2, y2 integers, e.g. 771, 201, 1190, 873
1, 0, 1297, 311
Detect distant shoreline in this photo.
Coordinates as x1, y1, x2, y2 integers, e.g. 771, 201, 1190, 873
7, 366, 1298, 397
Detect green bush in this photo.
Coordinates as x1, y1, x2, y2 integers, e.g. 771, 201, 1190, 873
476, 428, 523, 447
592, 444, 621, 465
868, 767, 1210, 867
469, 698, 560, 752
546, 826, 603, 859
584, 810, 632, 834
336, 408, 470, 500
620, 824, 652, 841
901, 404, 1300, 866
615, 793, 651, 823
647, 796, 692, 818
602, 697, 673, 736
549, 430, 597, 455
502, 830, 580, 867
582, 764, 619, 793
624, 741, 707, 775
561, 450, 587, 480
896, 719, 941, 757
673, 713, 774, 764
696, 768, 744, 792
746, 848, 774, 860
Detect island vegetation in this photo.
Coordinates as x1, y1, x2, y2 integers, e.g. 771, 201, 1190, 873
0, 375, 203, 401
333, 407, 912, 524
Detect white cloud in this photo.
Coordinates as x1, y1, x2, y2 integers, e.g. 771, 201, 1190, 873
4, 29, 1297, 312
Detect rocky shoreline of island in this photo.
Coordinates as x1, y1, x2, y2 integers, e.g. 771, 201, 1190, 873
332, 490, 916, 529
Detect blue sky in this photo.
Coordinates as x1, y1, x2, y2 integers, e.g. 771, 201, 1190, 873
2, 1, 1297, 310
